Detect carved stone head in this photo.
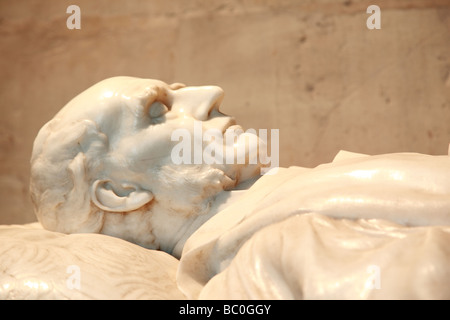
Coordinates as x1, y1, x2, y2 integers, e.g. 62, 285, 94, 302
30, 77, 261, 256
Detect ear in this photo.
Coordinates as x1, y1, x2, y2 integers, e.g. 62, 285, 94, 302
91, 179, 153, 213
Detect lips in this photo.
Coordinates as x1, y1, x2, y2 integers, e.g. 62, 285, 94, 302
224, 124, 245, 135
204, 115, 238, 134
221, 118, 239, 134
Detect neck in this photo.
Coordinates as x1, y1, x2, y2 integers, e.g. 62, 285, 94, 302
170, 175, 260, 258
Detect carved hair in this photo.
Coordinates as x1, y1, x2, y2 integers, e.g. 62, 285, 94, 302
30, 118, 108, 234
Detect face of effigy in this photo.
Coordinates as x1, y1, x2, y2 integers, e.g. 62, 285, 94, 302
30, 77, 262, 257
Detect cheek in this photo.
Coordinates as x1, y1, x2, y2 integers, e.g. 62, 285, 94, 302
127, 123, 183, 165
117, 117, 201, 171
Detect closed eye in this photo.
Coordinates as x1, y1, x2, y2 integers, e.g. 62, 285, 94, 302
148, 101, 169, 118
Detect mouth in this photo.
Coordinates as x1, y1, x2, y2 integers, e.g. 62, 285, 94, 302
221, 118, 239, 134
205, 114, 240, 134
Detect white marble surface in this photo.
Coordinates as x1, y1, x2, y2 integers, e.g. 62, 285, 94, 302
197, 213, 450, 299
177, 151, 450, 299
0, 223, 184, 299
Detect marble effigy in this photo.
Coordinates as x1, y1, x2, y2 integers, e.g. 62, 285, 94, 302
2, 77, 449, 299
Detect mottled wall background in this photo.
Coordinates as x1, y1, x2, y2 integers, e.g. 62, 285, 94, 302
1, 0, 449, 224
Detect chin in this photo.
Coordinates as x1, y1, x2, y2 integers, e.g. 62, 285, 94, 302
232, 132, 264, 181
237, 164, 262, 183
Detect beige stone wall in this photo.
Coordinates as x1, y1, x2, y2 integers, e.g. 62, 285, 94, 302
1, 0, 449, 224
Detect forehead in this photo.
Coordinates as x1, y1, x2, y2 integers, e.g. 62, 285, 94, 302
42, 77, 175, 152
56, 77, 170, 122
56, 76, 168, 111
96, 77, 170, 103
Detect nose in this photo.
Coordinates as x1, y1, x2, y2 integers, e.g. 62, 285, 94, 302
170, 86, 224, 120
